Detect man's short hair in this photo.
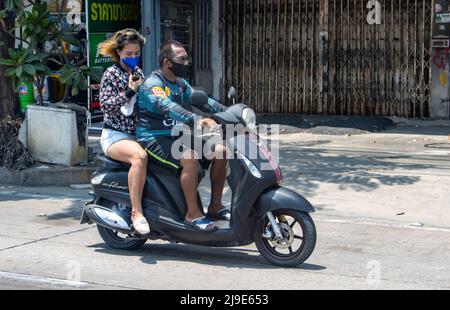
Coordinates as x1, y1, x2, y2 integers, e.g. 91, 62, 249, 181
159, 40, 185, 66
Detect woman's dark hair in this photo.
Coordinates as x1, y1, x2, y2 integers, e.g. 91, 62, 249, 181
99, 28, 145, 62
159, 40, 185, 66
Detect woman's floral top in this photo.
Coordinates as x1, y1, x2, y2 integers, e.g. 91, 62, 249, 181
100, 64, 144, 135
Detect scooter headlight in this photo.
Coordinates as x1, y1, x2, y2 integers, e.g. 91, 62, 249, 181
236, 151, 262, 179
242, 108, 256, 131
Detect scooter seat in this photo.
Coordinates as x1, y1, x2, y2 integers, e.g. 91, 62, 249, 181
98, 155, 130, 168
98, 155, 176, 175
97, 155, 206, 179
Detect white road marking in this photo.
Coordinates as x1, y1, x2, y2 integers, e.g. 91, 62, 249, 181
0, 271, 88, 288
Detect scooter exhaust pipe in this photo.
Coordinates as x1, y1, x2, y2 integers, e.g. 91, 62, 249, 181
82, 203, 134, 234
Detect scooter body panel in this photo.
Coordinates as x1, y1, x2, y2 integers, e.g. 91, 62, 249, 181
257, 186, 315, 215
89, 131, 283, 247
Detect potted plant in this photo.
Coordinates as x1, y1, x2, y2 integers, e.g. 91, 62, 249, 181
0, 0, 103, 166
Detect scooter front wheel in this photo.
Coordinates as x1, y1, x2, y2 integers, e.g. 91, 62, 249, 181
254, 209, 317, 267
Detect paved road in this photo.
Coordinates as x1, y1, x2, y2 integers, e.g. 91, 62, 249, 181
1, 133, 449, 290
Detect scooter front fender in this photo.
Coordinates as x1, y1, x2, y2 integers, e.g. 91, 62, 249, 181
257, 187, 315, 215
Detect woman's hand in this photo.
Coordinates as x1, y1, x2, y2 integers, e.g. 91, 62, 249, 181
128, 75, 143, 92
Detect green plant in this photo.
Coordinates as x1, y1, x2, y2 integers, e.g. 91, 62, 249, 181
60, 65, 103, 97
0, 48, 48, 92
0, 0, 102, 105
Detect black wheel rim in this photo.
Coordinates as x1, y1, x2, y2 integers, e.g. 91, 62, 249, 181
260, 211, 307, 260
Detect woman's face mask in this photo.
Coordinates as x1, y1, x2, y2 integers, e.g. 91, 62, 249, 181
122, 56, 141, 70
118, 47, 141, 70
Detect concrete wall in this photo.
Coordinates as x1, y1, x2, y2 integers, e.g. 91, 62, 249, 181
27, 105, 87, 166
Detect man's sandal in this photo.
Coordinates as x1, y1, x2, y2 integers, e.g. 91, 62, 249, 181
206, 207, 231, 221
184, 216, 219, 232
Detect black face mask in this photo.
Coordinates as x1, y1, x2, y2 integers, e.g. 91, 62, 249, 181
168, 60, 190, 79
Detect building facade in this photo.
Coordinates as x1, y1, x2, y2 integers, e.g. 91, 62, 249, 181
220, 0, 443, 118
43, 0, 450, 118
141, 0, 221, 99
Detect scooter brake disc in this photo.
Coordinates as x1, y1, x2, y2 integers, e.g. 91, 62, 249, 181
268, 223, 295, 249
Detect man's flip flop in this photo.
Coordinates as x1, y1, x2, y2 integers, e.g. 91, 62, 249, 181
184, 216, 219, 232
206, 207, 231, 221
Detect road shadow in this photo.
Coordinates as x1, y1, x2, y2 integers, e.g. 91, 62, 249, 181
278, 144, 430, 197
44, 203, 84, 222
90, 242, 326, 271
0, 189, 87, 225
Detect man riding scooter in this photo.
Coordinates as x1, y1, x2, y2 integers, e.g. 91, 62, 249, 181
136, 40, 230, 232
82, 41, 317, 266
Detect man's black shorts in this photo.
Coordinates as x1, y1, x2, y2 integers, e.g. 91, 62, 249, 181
141, 136, 213, 172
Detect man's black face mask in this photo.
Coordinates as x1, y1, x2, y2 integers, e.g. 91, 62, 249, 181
168, 59, 190, 79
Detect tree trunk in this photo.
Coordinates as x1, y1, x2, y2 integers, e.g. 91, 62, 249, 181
0, 5, 18, 119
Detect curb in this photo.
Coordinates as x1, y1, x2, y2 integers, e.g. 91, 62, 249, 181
0, 165, 97, 186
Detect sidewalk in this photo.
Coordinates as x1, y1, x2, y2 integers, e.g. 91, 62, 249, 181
0, 163, 98, 187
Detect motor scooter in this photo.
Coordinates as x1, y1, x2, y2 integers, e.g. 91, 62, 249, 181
81, 87, 316, 267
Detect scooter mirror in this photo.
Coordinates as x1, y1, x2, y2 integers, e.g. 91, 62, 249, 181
228, 86, 237, 105
228, 86, 237, 100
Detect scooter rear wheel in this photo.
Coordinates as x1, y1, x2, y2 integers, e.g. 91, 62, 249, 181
97, 225, 147, 251
95, 199, 147, 251
254, 209, 316, 267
